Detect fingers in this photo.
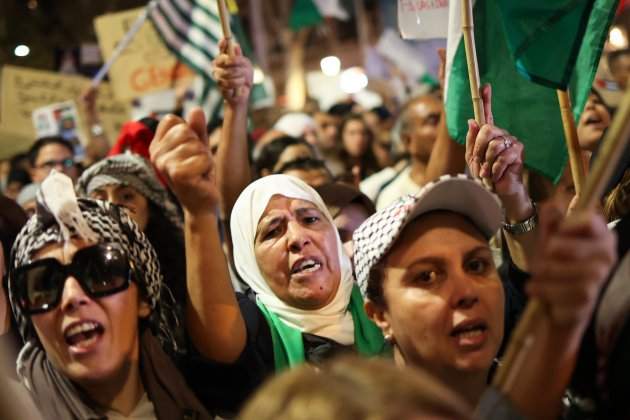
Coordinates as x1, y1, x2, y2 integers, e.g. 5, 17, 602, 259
465, 119, 481, 176
470, 124, 507, 170
152, 114, 186, 148
187, 107, 209, 145
481, 84, 494, 125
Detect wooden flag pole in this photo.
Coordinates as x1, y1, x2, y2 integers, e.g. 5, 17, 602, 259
557, 90, 586, 194
461, 0, 486, 125
493, 83, 630, 392
217, 0, 236, 56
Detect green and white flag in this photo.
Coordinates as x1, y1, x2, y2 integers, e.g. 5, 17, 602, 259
289, 0, 349, 31
444, 0, 617, 182
149, 0, 271, 109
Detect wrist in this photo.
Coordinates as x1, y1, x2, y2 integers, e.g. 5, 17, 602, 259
501, 186, 534, 223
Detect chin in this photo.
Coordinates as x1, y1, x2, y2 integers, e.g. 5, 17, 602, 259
452, 351, 495, 374
64, 358, 127, 385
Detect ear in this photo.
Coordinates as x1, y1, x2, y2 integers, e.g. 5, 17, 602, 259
138, 300, 151, 319
364, 299, 393, 338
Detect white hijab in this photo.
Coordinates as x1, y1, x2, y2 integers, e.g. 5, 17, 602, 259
230, 175, 355, 344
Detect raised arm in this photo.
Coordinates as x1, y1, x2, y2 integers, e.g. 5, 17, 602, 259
497, 205, 616, 419
150, 109, 246, 362
212, 39, 253, 220
465, 85, 536, 271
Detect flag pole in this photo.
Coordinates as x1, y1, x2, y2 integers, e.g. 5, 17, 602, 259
217, 0, 236, 56
557, 89, 586, 194
91, 0, 158, 87
461, 0, 486, 125
493, 83, 630, 392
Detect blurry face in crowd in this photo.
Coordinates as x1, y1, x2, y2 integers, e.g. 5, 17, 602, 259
342, 119, 370, 159
610, 53, 630, 90
402, 97, 442, 163
30, 239, 150, 389
314, 112, 341, 152
89, 185, 150, 231
283, 168, 331, 188
254, 196, 341, 310
4, 181, 25, 201
333, 203, 371, 259
272, 145, 316, 173
368, 212, 504, 378
577, 92, 611, 152
31, 144, 78, 184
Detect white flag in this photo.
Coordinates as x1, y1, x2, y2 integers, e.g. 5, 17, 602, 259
398, 0, 449, 40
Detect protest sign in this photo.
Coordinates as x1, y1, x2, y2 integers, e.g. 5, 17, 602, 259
94, 7, 194, 100
0, 65, 129, 158
398, 0, 449, 40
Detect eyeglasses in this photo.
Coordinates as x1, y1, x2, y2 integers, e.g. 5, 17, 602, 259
36, 158, 76, 171
12, 243, 133, 315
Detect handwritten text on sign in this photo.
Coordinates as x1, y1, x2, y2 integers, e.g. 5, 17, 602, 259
94, 7, 193, 101
398, 0, 449, 40
0, 65, 129, 154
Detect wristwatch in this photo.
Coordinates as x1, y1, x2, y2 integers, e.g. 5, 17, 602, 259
502, 201, 538, 235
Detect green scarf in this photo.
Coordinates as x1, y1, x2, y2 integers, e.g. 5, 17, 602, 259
256, 284, 387, 371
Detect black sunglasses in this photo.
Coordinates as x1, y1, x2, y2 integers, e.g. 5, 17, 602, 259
12, 243, 133, 315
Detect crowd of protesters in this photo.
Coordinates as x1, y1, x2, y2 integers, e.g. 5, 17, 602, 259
0, 36, 629, 420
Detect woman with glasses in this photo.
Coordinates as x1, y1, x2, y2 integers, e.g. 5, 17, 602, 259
7, 172, 210, 419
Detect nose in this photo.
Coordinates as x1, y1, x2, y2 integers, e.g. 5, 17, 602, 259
60, 276, 90, 313
287, 221, 311, 253
448, 270, 479, 310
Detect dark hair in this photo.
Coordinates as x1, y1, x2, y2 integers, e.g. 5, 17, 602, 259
328, 102, 355, 118
338, 114, 379, 179
366, 262, 387, 308
276, 157, 332, 179
6, 169, 31, 186
144, 202, 187, 306
255, 136, 314, 177
206, 117, 224, 135
0, 194, 28, 270
28, 136, 74, 166
608, 48, 630, 70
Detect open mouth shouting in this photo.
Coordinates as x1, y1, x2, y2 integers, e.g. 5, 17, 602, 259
63, 320, 104, 354
291, 257, 323, 277
450, 319, 488, 349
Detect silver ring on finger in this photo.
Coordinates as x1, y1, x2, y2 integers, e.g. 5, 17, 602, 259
502, 135, 512, 150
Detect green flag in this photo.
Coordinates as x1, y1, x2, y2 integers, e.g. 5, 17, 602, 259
445, 0, 617, 182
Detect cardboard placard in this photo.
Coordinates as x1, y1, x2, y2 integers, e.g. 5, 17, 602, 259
0, 65, 129, 159
94, 7, 194, 100
398, 0, 449, 40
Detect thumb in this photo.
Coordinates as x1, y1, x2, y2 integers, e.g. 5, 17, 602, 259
186, 107, 209, 144
233, 43, 243, 57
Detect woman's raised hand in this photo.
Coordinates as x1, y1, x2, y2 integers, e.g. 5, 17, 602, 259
527, 205, 617, 328
150, 108, 220, 215
212, 38, 253, 107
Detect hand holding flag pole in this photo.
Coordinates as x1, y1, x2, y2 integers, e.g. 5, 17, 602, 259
461, 0, 493, 190
493, 83, 630, 393
217, 0, 243, 98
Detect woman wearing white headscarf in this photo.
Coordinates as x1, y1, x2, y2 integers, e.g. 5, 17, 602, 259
229, 175, 384, 370
149, 110, 385, 415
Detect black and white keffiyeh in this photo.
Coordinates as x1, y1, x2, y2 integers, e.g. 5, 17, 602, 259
8, 172, 180, 354
353, 174, 503, 298
75, 153, 182, 230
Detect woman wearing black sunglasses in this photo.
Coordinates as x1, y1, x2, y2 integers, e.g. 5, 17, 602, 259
7, 172, 211, 419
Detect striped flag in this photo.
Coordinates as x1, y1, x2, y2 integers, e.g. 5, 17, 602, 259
149, 0, 272, 109
148, 0, 229, 81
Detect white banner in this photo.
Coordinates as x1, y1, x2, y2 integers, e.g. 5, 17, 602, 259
398, 0, 449, 40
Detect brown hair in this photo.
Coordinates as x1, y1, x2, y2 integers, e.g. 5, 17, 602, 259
238, 356, 471, 420
604, 168, 630, 222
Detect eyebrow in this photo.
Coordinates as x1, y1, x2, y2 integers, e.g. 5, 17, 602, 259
393, 245, 491, 269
